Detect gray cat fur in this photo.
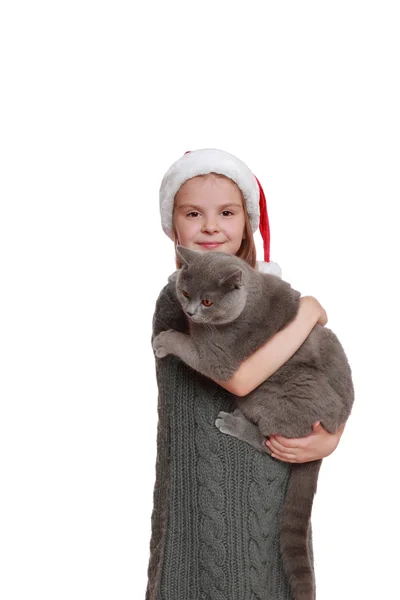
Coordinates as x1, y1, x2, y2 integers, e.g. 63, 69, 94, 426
153, 246, 354, 600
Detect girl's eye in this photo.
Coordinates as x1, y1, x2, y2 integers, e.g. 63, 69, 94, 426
187, 211, 233, 217
202, 299, 213, 307
182, 291, 190, 298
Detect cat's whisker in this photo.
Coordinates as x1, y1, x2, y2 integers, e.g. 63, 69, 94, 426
205, 321, 217, 338
209, 323, 219, 336
204, 322, 212, 336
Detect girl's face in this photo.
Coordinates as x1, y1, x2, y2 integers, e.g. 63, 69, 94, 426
173, 174, 246, 256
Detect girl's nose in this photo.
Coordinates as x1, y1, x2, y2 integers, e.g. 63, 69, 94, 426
202, 220, 219, 233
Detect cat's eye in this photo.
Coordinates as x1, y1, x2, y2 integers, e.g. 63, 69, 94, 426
202, 299, 213, 307
182, 291, 189, 298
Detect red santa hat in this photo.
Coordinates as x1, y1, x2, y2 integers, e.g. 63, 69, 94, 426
159, 148, 281, 277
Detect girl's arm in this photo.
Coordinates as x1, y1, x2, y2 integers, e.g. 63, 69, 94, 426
213, 296, 327, 397
212, 296, 345, 463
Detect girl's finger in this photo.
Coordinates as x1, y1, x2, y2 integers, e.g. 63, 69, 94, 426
271, 451, 298, 463
267, 437, 298, 454
270, 435, 300, 449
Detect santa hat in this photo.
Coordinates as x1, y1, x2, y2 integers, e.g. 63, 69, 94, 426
159, 148, 281, 277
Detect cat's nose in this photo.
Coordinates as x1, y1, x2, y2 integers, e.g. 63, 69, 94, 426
186, 310, 194, 317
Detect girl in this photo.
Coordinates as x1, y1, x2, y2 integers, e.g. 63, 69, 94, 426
146, 148, 344, 600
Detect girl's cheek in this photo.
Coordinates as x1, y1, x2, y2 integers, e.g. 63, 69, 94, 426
186, 222, 200, 234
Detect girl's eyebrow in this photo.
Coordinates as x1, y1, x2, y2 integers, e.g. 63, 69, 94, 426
175, 202, 242, 211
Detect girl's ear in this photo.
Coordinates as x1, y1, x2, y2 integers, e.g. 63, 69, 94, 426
175, 245, 199, 266
220, 268, 243, 289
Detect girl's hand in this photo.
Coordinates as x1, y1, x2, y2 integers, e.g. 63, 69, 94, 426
265, 421, 345, 463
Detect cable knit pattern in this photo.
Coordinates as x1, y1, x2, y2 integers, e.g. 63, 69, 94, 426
145, 282, 312, 600
195, 384, 228, 600
248, 457, 270, 600
247, 456, 294, 600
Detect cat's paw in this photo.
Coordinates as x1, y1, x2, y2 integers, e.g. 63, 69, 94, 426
152, 330, 175, 358
215, 409, 248, 437
215, 409, 268, 453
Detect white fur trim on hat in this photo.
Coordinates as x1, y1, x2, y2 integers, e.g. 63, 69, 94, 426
159, 148, 260, 240
256, 260, 282, 278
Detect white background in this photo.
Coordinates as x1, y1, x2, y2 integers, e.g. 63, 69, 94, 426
1, 1, 399, 599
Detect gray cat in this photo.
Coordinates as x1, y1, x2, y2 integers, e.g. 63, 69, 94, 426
152, 245, 354, 600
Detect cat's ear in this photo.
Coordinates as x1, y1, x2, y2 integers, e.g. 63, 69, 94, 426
176, 245, 199, 267
168, 270, 179, 285
220, 268, 243, 289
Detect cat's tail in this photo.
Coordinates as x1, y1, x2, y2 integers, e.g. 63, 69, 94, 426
280, 459, 322, 600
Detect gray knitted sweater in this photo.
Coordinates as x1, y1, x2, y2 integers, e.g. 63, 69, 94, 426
146, 281, 311, 600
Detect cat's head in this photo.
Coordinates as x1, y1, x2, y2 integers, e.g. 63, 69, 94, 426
174, 246, 249, 325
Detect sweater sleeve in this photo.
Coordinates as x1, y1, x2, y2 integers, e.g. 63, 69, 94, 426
146, 281, 188, 599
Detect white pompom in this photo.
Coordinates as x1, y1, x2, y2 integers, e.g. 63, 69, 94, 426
256, 260, 282, 278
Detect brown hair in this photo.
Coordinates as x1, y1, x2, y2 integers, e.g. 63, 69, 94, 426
172, 173, 257, 269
